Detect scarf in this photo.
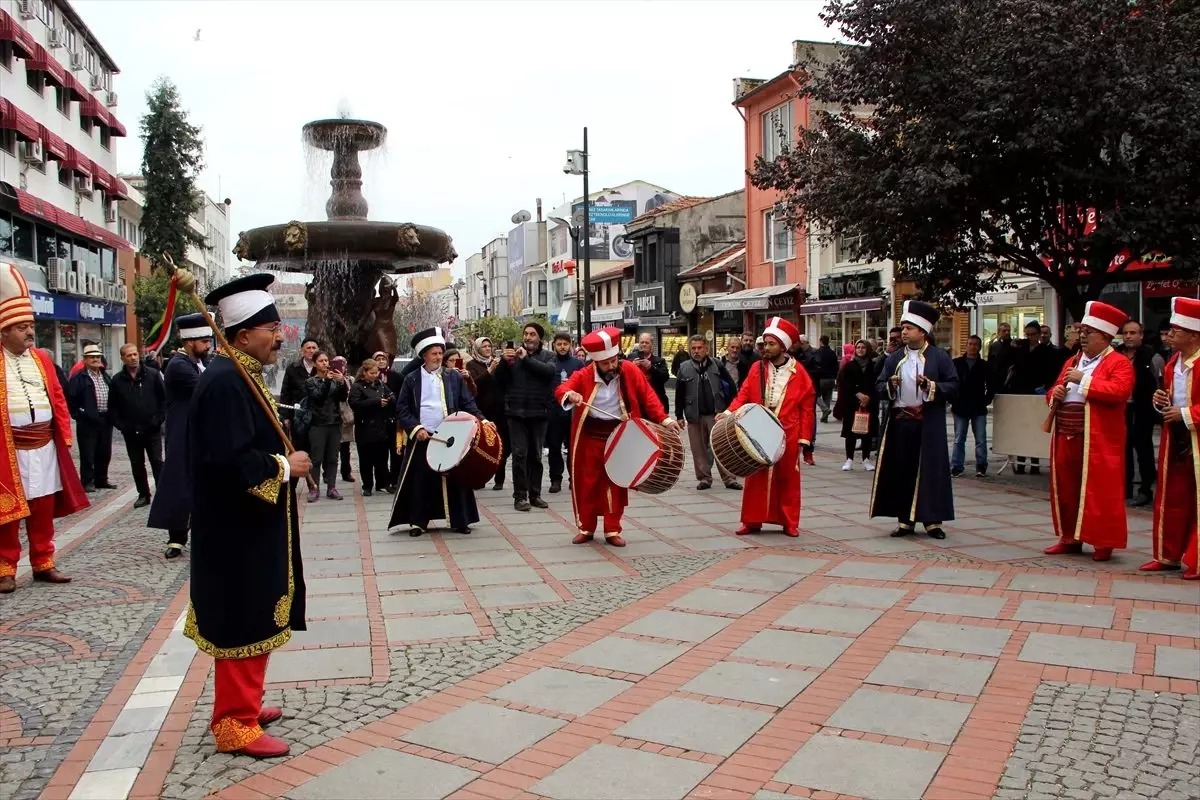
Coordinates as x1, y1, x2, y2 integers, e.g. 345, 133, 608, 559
472, 337, 497, 367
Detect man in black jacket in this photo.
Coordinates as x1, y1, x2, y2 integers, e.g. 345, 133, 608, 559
631, 333, 670, 414
1118, 320, 1163, 506
987, 322, 1015, 390
812, 335, 840, 423
736, 331, 758, 389
950, 335, 994, 478
547, 332, 585, 494
109, 344, 167, 507
67, 344, 115, 492
675, 335, 740, 491
280, 337, 319, 430
497, 323, 557, 511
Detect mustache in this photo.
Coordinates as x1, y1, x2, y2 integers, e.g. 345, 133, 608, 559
271, 342, 283, 351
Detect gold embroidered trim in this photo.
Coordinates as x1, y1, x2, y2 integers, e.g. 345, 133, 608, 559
184, 604, 292, 659
248, 454, 286, 504
276, 488, 295, 627
0, 561, 15, 577
220, 347, 282, 420
31, 555, 54, 572
212, 716, 265, 752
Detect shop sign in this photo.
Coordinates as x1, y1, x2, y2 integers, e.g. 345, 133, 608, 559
714, 310, 742, 333
974, 291, 1018, 307
768, 293, 796, 311
633, 286, 663, 316
640, 316, 671, 327
678, 284, 698, 313
30, 290, 126, 325
817, 271, 882, 300
1144, 278, 1199, 298
47, 259, 128, 304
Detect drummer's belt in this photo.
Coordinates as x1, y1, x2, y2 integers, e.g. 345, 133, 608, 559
891, 406, 924, 422
1168, 421, 1194, 463
11, 422, 52, 450
1055, 402, 1085, 437
583, 418, 620, 440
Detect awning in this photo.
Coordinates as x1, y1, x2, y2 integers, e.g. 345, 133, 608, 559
63, 73, 87, 101
557, 298, 576, 325
14, 189, 60, 227
92, 166, 115, 193
79, 97, 105, 121
800, 297, 884, 315
110, 177, 129, 200
62, 146, 92, 176
0, 99, 41, 142
712, 284, 799, 311
56, 208, 91, 239
0, 11, 37, 58
39, 125, 68, 161
26, 44, 67, 87
696, 292, 727, 308
106, 114, 127, 137
12, 188, 130, 249
590, 307, 625, 323
87, 222, 129, 250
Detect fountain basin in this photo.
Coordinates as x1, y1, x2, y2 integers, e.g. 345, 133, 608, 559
235, 220, 456, 273
302, 118, 386, 151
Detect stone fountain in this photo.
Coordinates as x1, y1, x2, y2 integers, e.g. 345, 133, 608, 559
234, 117, 456, 363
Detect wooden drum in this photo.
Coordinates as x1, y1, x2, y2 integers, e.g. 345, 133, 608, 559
424, 412, 504, 489
603, 419, 685, 495
711, 403, 786, 478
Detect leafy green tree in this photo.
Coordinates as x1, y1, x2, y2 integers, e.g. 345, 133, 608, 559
750, 0, 1200, 318
458, 315, 555, 350
139, 77, 206, 269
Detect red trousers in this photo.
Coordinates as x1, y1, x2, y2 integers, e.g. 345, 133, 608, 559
571, 429, 627, 535
211, 654, 268, 752
0, 494, 56, 577
1153, 457, 1198, 569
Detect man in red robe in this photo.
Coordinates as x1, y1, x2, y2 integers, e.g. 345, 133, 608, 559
726, 317, 815, 537
0, 262, 88, 592
556, 327, 673, 547
1142, 296, 1199, 579
1044, 301, 1135, 562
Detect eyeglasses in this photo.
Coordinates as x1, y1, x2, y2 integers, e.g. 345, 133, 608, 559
249, 324, 282, 334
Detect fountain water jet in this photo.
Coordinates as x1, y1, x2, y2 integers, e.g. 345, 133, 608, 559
234, 117, 456, 364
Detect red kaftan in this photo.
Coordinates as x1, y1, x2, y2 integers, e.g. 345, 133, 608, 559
1047, 347, 1134, 549
727, 357, 816, 530
1151, 350, 1199, 570
554, 360, 668, 535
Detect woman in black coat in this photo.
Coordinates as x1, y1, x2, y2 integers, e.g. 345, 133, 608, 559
349, 359, 396, 496
303, 352, 348, 501
834, 339, 880, 471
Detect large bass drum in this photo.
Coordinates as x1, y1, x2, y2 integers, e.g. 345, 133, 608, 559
424, 413, 504, 489
603, 419, 684, 495
710, 403, 786, 478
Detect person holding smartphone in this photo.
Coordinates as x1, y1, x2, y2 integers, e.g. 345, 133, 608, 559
304, 351, 349, 501
495, 324, 557, 511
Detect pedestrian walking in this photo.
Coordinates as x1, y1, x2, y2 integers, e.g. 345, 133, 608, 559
950, 335, 994, 478
870, 302, 958, 540
675, 334, 741, 491
547, 332, 585, 494
834, 339, 878, 471
67, 343, 116, 492
304, 352, 348, 501
148, 313, 211, 558
721, 338, 742, 387
108, 343, 166, 508
812, 335, 839, 423
1118, 320, 1163, 507
329, 356, 356, 486
497, 323, 557, 511
466, 337, 509, 491
1043, 302, 1134, 562
349, 358, 395, 497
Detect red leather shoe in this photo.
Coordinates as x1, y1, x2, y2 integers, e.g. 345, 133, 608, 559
1182, 571, 1200, 581
735, 525, 761, 536
604, 534, 626, 547
783, 527, 800, 538
234, 732, 290, 759
32, 568, 71, 584
1138, 560, 1179, 572
572, 532, 594, 545
803, 454, 815, 466
1092, 548, 1113, 562
1043, 541, 1083, 555
258, 707, 283, 726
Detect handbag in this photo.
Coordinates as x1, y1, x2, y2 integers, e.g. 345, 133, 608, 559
851, 409, 871, 435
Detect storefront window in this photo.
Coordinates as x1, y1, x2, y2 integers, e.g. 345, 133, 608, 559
661, 332, 688, 374
60, 323, 78, 370
982, 304, 1045, 351
101, 247, 115, 281
79, 323, 104, 363
0, 211, 12, 254
865, 309, 889, 345
35, 320, 57, 362
821, 314, 842, 353
36, 225, 56, 268
57, 236, 71, 262
12, 216, 33, 261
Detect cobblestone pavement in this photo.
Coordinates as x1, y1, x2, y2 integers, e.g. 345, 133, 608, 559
10, 441, 1198, 800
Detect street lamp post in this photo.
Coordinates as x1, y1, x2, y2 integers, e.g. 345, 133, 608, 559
549, 216, 583, 338
564, 128, 590, 331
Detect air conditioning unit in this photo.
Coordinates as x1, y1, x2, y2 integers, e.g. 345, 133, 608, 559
48, 28, 65, 49
105, 91, 118, 108
118, 267, 126, 282
104, 202, 116, 223
74, 175, 92, 195
69, 51, 84, 71
89, 73, 104, 91
46, 258, 68, 290
18, 0, 36, 20
20, 140, 44, 166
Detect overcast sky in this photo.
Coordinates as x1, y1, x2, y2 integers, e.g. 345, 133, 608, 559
78, 0, 834, 277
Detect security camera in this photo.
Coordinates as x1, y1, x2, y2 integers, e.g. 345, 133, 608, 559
563, 164, 573, 174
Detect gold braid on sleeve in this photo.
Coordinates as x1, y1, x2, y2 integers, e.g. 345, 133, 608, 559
247, 454, 286, 504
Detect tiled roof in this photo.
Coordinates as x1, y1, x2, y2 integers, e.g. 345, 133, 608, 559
587, 260, 633, 283
678, 243, 746, 278
627, 196, 713, 226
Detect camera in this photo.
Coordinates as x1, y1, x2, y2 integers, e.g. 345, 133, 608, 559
562, 164, 573, 174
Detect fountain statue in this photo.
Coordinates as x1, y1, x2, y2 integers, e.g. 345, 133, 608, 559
234, 116, 456, 363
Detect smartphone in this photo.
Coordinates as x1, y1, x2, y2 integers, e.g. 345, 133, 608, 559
505, 341, 514, 350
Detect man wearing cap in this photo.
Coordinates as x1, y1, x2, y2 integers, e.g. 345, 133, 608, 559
723, 317, 814, 537
1042, 301, 1135, 562
556, 326, 674, 546
0, 262, 86, 592
388, 327, 488, 535
148, 312, 212, 559
870, 301, 959, 539
185, 274, 312, 758
1143, 297, 1199, 579
67, 343, 116, 492
497, 322, 557, 511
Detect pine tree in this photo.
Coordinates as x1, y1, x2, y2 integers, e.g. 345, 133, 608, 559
139, 77, 206, 271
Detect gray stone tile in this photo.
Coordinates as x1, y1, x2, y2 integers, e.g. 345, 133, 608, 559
908, 591, 1006, 619
1130, 609, 1200, 638
776, 603, 882, 634
299, 576, 365, 596
266, 647, 373, 683
808, 583, 908, 609
682, 661, 817, 706
488, 668, 632, 715
848, 536, 928, 554
745, 555, 831, 574
616, 696, 771, 756
285, 748, 478, 800
401, 701, 565, 764
107, 706, 169, 736
687, 536, 752, 551
611, 540, 682, 557
670, 587, 768, 615
974, 526, 1046, 543
441, 535, 513, 552
526, 545, 610, 563
461, 565, 542, 586
546, 561, 628, 580
813, 524, 879, 541
619, 609, 734, 643
911, 567, 1002, 589
942, 517, 1005, 531
287, 618, 370, 647
373, 554, 444, 573
1018, 632, 1136, 673
754, 792, 792, 800
1014, 599, 1116, 628
775, 735, 944, 799
1110, 580, 1200, 605
381, 592, 466, 614
86, 731, 157, 771
1155, 646, 1200, 680
825, 560, 912, 581
386, 614, 479, 641
474, 583, 561, 607
566, 636, 689, 675
655, 524, 724, 540
734, 629, 853, 668
899, 621, 1012, 657
1006, 574, 1099, 596
306, 593, 368, 618
305, 543, 362, 558
924, 531, 997, 549
867, 651, 994, 696
449, 550, 528, 569
302, 558, 362, 576
376, 572, 454, 591
828, 688, 972, 744
953, 544, 1039, 562
532, 743, 714, 800
712, 568, 801, 592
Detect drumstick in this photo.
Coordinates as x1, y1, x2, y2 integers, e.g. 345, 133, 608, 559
575, 401, 623, 421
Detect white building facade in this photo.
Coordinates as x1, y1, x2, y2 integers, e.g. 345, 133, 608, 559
479, 236, 508, 317
800, 227, 895, 352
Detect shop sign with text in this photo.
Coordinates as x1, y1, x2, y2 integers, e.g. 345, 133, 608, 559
818, 271, 881, 300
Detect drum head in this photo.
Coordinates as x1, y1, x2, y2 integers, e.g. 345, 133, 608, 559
604, 419, 662, 489
737, 405, 787, 465
425, 414, 478, 473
